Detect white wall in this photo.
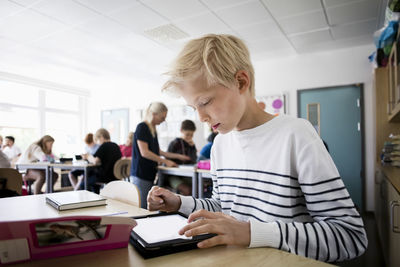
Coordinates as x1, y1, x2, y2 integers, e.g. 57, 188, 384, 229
253, 44, 376, 211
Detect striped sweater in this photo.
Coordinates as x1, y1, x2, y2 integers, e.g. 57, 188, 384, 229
179, 115, 367, 262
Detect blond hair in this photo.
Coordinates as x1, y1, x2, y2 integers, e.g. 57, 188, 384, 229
95, 128, 110, 140
144, 102, 168, 137
162, 34, 255, 97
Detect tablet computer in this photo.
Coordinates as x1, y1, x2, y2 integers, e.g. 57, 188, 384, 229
130, 212, 215, 258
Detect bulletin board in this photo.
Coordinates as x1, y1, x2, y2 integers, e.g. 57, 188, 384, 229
256, 94, 287, 115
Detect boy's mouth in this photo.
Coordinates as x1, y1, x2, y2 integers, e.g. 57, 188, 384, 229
212, 123, 220, 130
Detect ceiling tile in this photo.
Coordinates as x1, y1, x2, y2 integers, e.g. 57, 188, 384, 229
0, 8, 67, 43
73, 0, 137, 15
331, 19, 377, 40
235, 20, 283, 41
0, 0, 25, 21
109, 2, 168, 33
278, 10, 328, 34
142, 0, 208, 21
295, 33, 373, 53
262, 0, 322, 18
174, 12, 232, 37
247, 36, 293, 53
201, 0, 254, 10
31, 0, 100, 25
326, 0, 379, 26
289, 29, 332, 49
323, 0, 366, 8
215, 1, 271, 28
78, 15, 133, 40
10, 0, 43, 7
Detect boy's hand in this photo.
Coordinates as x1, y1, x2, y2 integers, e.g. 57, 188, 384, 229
179, 209, 250, 248
147, 186, 181, 212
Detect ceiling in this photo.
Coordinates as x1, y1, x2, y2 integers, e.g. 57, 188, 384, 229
0, 0, 384, 89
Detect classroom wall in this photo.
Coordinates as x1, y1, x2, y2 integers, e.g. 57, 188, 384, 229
252, 44, 376, 211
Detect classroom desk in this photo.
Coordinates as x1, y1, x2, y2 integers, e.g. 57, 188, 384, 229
197, 169, 212, 199
15, 162, 97, 193
0, 195, 334, 267
16, 163, 52, 193
49, 162, 97, 191
157, 166, 198, 197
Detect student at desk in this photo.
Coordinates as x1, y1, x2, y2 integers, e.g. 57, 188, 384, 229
167, 119, 198, 196
18, 135, 58, 194
69, 133, 99, 190
147, 34, 368, 263
83, 128, 121, 194
131, 102, 191, 209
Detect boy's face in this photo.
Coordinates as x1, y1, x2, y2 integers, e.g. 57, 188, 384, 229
180, 73, 247, 134
181, 130, 194, 142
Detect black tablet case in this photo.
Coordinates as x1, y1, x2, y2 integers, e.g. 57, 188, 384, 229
130, 212, 215, 259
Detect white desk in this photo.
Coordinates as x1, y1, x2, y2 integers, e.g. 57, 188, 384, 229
157, 166, 198, 197
16, 162, 97, 193
0, 195, 334, 267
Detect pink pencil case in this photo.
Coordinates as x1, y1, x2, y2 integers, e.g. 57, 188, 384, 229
197, 160, 210, 170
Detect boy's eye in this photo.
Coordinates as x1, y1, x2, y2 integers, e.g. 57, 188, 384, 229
200, 99, 211, 107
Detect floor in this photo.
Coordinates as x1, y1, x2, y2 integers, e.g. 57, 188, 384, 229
339, 212, 385, 267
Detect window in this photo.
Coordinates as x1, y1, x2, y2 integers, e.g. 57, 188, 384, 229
0, 79, 87, 157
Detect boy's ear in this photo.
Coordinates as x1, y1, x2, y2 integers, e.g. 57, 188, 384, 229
235, 70, 250, 94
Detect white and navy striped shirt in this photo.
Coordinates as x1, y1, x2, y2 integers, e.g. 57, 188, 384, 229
179, 115, 367, 262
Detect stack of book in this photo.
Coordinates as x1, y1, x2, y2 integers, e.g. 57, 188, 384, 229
381, 134, 400, 167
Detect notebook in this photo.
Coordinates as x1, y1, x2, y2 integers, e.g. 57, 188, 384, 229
130, 212, 215, 258
46, 190, 107, 211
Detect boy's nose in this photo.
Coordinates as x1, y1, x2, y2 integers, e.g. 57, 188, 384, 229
198, 110, 209, 123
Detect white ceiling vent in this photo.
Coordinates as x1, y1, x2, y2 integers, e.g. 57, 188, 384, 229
144, 24, 189, 44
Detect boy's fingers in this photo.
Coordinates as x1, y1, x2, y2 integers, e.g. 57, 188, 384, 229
187, 209, 219, 222
197, 235, 225, 248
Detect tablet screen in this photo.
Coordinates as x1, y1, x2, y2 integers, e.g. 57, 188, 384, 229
132, 214, 192, 244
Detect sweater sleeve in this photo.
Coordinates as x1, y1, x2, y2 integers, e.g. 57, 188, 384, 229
250, 138, 368, 262
179, 145, 221, 215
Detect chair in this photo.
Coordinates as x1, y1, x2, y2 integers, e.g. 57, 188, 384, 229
113, 158, 131, 180
100, 180, 140, 207
0, 168, 23, 196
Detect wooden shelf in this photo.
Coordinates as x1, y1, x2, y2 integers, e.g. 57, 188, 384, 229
389, 102, 400, 122
381, 165, 400, 194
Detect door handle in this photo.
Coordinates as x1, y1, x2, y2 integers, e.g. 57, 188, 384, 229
390, 200, 400, 233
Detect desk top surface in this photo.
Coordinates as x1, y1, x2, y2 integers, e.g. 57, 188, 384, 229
0, 195, 333, 267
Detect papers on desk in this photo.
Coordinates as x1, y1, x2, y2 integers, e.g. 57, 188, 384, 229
0, 215, 137, 264
178, 164, 195, 169
46, 190, 107, 211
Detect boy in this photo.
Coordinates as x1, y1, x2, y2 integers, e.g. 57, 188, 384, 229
167, 120, 197, 195
167, 119, 197, 164
147, 34, 367, 262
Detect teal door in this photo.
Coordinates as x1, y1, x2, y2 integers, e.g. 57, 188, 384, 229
298, 85, 364, 210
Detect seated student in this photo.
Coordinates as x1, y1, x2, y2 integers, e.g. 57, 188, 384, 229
18, 135, 59, 194
2, 136, 22, 166
147, 34, 367, 262
83, 128, 121, 194
167, 120, 197, 196
68, 133, 100, 190
167, 120, 197, 164
197, 130, 218, 161
119, 131, 134, 158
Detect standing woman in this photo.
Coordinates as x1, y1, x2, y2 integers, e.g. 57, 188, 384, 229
131, 102, 190, 209
18, 135, 59, 194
